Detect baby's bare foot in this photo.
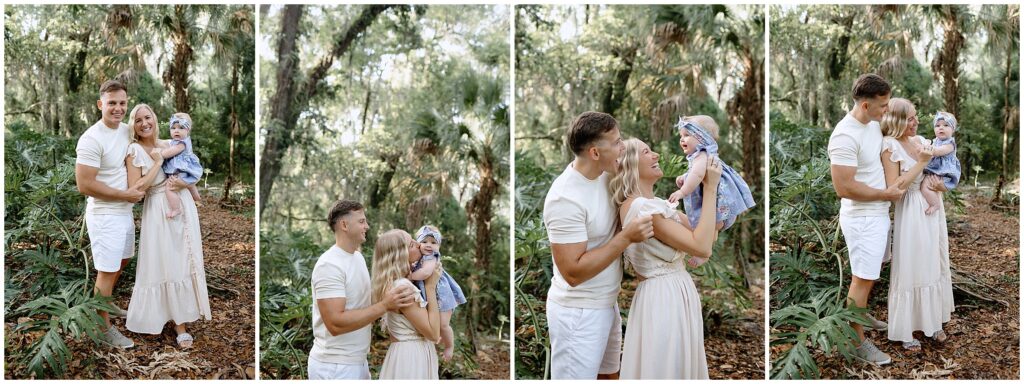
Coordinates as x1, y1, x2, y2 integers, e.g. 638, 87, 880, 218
166, 209, 181, 219
925, 205, 938, 215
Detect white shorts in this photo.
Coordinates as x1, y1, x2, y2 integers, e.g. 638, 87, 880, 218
839, 215, 891, 280
85, 213, 135, 273
307, 356, 370, 380
547, 300, 622, 379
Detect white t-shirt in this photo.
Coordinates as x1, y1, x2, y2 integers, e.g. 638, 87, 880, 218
542, 163, 620, 309
75, 120, 132, 215
827, 113, 890, 217
310, 245, 372, 365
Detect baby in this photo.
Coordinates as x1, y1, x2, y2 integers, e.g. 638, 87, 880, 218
921, 112, 961, 215
407, 225, 466, 362
160, 113, 203, 218
667, 115, 756, 267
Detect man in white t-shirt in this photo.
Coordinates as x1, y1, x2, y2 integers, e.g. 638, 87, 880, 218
74, 80, 145, 349
827, 74, 905, 365
543, 111, 654, 379
308, 199, 417, 380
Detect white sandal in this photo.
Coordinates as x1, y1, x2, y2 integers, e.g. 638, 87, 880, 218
176, 332, 194, 348
903, 339, 921, 351
931, 329, 948, 342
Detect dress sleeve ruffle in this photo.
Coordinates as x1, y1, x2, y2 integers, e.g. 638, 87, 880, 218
630, 197, 679, 222
882, 137, 911, 171
393, 278, 427, 308
127, 143, 152, 174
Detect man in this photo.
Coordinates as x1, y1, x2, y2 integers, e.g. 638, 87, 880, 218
827, 73, 905, 365
543, 111, 654, 379
308, 199, 417, 379
75, 79, 145, 348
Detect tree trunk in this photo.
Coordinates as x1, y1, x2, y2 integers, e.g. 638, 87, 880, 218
600, 45, 636, 116
368, 154, 399, 209
933, 6, 964, 118
465, 147, 498, 353
259, 5, 303, 214
725, 48, 764, 287
223, 64, 240, 201
992, 44, 1014, 204
164, 5, 194, 114
259, 5, 393, 214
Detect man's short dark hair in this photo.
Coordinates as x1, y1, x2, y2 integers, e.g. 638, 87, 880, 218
566, 111, 618, 155
99, 79, 127, 97
327, 199, 364, 232
852, 74, 891, 101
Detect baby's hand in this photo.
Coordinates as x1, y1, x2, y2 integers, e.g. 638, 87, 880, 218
668, 189, 685, 204
675, 175, 686, 189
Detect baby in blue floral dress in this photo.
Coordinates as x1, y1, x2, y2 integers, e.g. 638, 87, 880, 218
408, 225, 466, 362
922, 111, 962, 215
160, 113, 203, 218
667, 115, 756, 267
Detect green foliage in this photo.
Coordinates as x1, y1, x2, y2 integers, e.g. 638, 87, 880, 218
259, 5, 510, 379
16, 281, 118, 378
5, 5, 256, 187
514, 5, 763, 379
770, 287, 869, 379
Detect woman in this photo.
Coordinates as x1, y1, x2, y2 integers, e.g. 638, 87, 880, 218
124, 103, 212, 348
880, 98, 953, 351
372, 229, 442, 379
609, 138, 722, 379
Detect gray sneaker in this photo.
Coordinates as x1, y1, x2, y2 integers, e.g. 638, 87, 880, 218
102, 326, 135, 349
865, 314, 887, 331
853, 338, 891, 365
108, 304, 127, 318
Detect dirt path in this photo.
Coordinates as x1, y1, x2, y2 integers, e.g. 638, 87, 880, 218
8, 198, 256, 379
815, 193, 1019, 379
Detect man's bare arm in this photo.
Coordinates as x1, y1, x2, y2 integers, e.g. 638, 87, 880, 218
75, 164, 143, 202
551, 215, 653, 287
830, 164, 903, 202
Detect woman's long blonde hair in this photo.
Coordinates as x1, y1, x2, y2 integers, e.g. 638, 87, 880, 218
880, 98, 914, 138
608, 138, 645, 207
128, 104, 159, 143
370, 229, 412, 309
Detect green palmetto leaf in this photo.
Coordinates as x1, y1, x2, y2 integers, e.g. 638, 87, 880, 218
770, 287, 871, 379
16, 281, 116, 378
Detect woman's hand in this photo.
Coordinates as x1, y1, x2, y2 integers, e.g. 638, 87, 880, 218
704, 155, 723, 187
149, 149, 164, 164
427, 262, 442, 286
167, 175, 188, 191
917, 143, 934, 163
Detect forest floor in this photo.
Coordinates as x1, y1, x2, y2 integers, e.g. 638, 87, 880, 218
813, 192, 1020, 379
5, 197, 256, 379
620, 263, 766, 379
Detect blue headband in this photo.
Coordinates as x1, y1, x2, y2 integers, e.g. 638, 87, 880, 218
416, 226, 442, 245
932, 113, 957, 131
675, 117, 719, 160
169, 116, 192, 131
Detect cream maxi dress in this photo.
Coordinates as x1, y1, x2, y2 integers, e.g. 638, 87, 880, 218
619, 197, 709, 379
379, 279, 439, 380
125, 142, 212, 334
883, 136, 954, 342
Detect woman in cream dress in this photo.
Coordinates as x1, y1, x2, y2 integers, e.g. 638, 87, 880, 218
124, 104, 212, 347
372, 229, 442, 379
879, 98, 953, 350
609, 138, 723, 379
